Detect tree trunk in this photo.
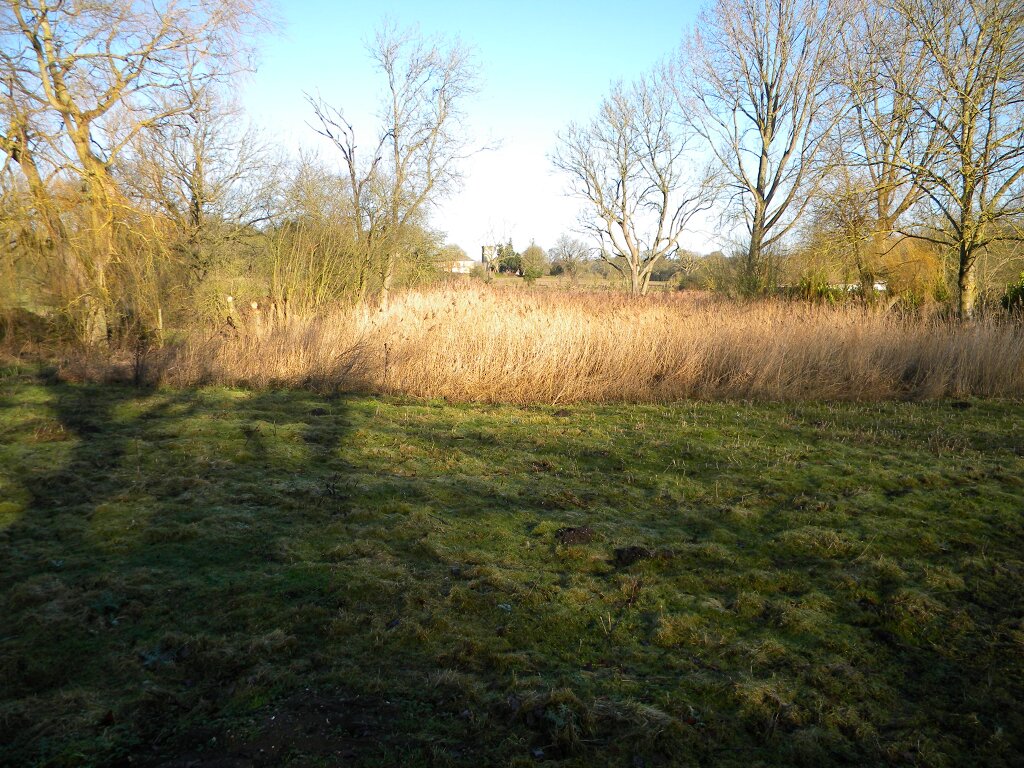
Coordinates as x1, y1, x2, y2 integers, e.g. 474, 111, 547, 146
356, 251, 371, 304
639, 268, 653, 296
83, 197, 113, 345
629, 260, 643, 296
72, 128, 118, 344
957, 245, 977, 319
83, 296, 109, 345
860, 226, 891, 301
745, 212, 766, 294
380, 253, 396, 309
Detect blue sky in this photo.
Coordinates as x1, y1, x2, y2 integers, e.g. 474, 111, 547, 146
243, 0, 709, 256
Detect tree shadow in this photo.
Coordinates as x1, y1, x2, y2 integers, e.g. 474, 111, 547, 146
1, 379, 1022, 767
0, 380, 391, 765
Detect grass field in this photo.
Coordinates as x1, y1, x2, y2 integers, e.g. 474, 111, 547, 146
1, 367, 1023, 766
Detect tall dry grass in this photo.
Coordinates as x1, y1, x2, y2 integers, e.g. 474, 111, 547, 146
71, 285, 1024, 402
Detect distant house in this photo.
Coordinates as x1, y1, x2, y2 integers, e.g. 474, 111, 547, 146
436, 247, 480, 274
449, 258, 479, 274
834, 281, 888, 293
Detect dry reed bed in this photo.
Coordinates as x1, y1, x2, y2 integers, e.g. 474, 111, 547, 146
142, 286, 1024, 402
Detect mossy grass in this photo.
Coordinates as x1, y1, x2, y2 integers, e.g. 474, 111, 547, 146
1, 367, 1022, 766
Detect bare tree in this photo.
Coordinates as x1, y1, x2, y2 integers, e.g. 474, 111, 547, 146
553, 74, 715, 296
120, 87, 282, 286
835, 0, 940, 251
0, 78, 53, 225
310, 22, 480, 307
883, 0, 1024, 317
0, 0, 271, 341
259, 153, 371, 315
306, 95, 385, 303
680, 0, 847, 291
798, 0, 948, 296
0, 72, 73, 299
549, 234, 591, 284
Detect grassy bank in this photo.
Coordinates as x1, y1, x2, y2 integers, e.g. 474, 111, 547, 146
1, 369, 1023, 766
46, 286, 1024, 402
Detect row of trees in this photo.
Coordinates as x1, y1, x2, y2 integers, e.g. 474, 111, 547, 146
0, 3, 478, 344
0, 0, 275, 341
477, 240, 550, 280
555, 0, 1024, 315
477, 236, 701, 286
3, 0, 1022, 347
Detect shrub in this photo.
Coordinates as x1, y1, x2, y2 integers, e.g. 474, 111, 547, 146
1002, 273, 1024, 314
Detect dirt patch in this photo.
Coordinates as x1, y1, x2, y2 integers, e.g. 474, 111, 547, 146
612, 547, 675, 568
154, 693, 398, 767
555, 526, 595, 545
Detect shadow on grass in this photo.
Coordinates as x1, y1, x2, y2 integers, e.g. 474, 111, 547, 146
0, 375, 1022, 767
0, 380, 393, 766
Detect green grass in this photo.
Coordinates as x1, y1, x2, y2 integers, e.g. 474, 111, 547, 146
1, 367, 1022, 767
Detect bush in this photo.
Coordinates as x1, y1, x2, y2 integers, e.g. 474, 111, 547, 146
796, 276, 848, 305
1002, 273, 1024, 314
521, 244, 549, 283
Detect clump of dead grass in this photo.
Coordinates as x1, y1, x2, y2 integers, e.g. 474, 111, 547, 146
59, 285, 1024, 402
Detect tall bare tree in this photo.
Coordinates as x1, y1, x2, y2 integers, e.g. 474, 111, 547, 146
883, 0, 1024, 317
306, 95, 385, 303
834, 0, 941, 256
680, 0, 847, 291
553, 74, 715, 296
310, 22, 480, 307
0, 0, 270, 340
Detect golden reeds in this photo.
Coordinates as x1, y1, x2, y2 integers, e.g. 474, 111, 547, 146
99, 285, 1024, 402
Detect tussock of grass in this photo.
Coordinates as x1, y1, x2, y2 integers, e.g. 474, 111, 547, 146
1, 371, 1023, 765
56, 285, 1024, 402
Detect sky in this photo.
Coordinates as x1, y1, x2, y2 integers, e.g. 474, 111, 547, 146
242, 0, 711, 259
